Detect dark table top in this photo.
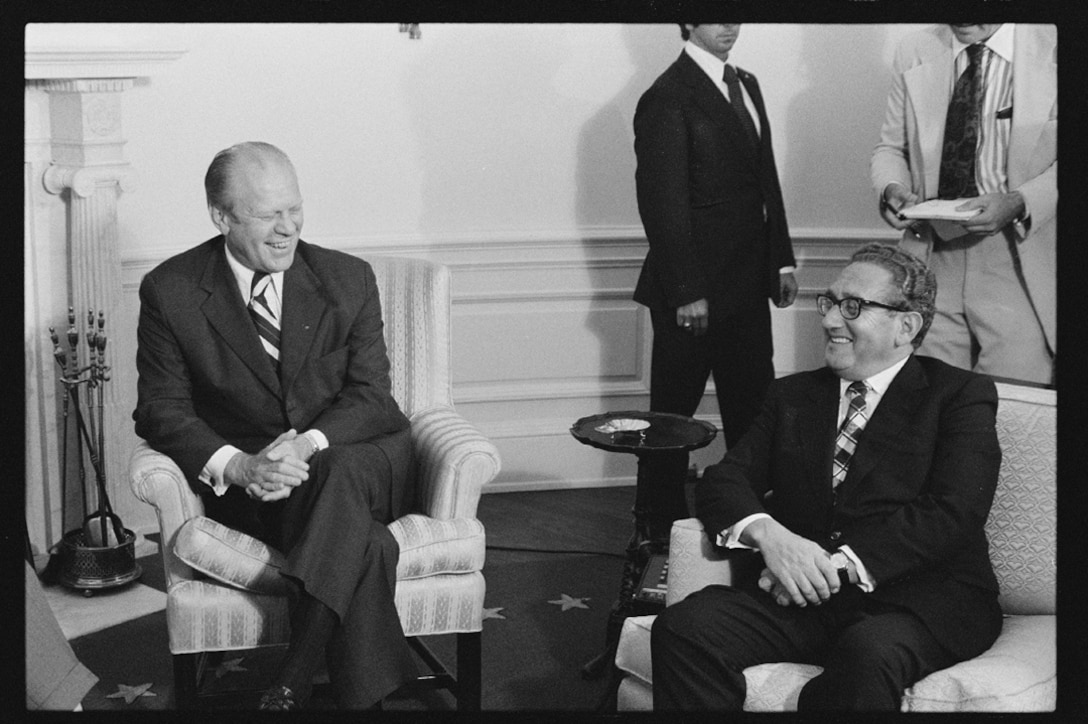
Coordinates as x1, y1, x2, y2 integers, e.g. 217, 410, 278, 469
570, 410, 717, 455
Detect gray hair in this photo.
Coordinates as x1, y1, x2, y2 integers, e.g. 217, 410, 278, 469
204, 141, 295, 214
850, 243, 937, 348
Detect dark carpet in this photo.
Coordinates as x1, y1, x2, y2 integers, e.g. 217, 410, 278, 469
67, 486, 643, 712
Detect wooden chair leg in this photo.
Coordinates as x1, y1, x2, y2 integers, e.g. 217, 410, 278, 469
456, 631, 482, 711
173, 653, 199, 710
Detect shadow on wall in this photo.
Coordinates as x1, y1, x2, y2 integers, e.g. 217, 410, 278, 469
781, 24, 892, 231
574, 24, 681, 410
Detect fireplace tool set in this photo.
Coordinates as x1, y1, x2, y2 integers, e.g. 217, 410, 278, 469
50, 307, 140, 594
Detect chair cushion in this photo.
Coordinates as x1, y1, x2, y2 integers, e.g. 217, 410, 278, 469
389, 514, 485, 580
902, 614, 1056, 712
167, 579, 291, 654
174, 516, 290, 595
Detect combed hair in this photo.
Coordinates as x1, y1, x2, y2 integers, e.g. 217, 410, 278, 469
850, 243, 937, 348
204, 141, 294, 214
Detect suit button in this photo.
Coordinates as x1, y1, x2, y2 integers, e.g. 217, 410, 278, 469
829, 531, 842, 542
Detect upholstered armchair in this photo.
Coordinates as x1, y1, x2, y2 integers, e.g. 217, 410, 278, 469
615, 381, 1056, 712
129, 255, 501, 710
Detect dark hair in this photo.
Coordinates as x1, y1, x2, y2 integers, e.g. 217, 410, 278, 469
849, 243, 937, 348
205, 141, 294, 214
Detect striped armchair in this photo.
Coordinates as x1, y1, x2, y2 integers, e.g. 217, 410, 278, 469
129, 255, 500, 710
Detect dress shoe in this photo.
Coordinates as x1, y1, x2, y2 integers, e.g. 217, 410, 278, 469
258, 685, 302, 711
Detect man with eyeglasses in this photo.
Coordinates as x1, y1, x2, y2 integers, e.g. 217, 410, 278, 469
651, 243, 1002, 710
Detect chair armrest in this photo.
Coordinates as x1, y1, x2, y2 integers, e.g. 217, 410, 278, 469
409, 406, 501, 520
666, 517, 761, 607
129, 439, 206, 588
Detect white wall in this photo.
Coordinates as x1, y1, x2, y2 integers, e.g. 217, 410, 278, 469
26, 23, 918, 550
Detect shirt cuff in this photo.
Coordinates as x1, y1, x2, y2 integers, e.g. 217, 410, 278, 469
716, 512, 772, 549
778, 266, 796, 275
199, 445, 244, 497
839, 544, 876, 592
303, 429, 328, 454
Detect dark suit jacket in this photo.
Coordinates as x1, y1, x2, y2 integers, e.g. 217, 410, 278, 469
696, 355, 1002, 657
633, 51, 795, 313
133, 237, 412, 522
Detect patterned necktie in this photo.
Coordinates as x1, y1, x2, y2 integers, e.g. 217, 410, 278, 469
722, 64, 759, 150
249, 271, 281, 372
938, 43, 986, 199
832, 381, 869, 490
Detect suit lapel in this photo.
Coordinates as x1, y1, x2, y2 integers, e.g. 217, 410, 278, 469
1008, 27, 1056, 188
199, 239, 281, 396
279, 250, 327, 394
799, 370, 841, 495
676, 53, 759, 166
836, 357, 928, 502
904, 38, 954, 199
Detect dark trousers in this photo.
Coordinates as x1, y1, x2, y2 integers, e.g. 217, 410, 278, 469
208, 430, 418, 708
651, 583, 966, 711
636, 303, 774, 538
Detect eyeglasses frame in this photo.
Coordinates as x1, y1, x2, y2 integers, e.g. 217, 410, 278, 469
816, 293, 909, 320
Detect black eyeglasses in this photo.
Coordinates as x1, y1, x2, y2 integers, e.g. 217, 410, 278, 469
816, 294, 908, 320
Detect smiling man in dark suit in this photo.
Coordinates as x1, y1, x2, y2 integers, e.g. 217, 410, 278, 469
632, 24, 797, 543
134, 142, 416, 710
651, 244, 1003, 710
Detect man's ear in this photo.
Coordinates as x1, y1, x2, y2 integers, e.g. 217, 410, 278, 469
209, 204, 230, 235
897, 311, 924, 348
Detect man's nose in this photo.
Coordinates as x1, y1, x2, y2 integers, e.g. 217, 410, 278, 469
275, 213, 297, 235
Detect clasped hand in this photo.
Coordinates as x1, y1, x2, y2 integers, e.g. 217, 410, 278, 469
226, 429, 311, 502
745, 518, 841, 607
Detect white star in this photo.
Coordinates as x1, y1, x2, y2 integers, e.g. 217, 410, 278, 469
548, 593, 590, 611
482, 607, 506, 620
106, 682, 157, 704
215, 657, 248, 679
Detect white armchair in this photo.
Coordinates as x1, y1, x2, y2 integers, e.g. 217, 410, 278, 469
129, 255, 500, 710
615, 381, 1056, 712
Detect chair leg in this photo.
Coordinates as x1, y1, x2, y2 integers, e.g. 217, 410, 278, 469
173, 653, 200, 710
456, 631, 482, 711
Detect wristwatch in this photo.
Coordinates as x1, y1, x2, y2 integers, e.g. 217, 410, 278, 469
830, 550, 852, 587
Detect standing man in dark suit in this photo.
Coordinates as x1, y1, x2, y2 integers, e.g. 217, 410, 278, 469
633, 24, 798, 539
134, 142, 417, 710
651, 244, 1003, 710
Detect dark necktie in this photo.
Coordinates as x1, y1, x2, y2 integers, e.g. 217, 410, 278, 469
832, 381, 869, 490
938, 43, 986, 199
249, 272, 281, 372
722, 64, 759, 150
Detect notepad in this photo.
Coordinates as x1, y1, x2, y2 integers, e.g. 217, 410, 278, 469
898, 199, 981, 222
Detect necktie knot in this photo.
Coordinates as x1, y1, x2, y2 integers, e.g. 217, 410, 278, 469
966, 43, 985, 65
722, 64, 738, 84
847, 380, 868, 402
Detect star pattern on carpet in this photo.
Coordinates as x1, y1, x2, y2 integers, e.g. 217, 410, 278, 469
483, 607, 506, 620
106, 682, 157, 704
548, 593, 590, 611
215, 656, 248, 679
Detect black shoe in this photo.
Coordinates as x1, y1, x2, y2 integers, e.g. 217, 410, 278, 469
259, 685, 302, 711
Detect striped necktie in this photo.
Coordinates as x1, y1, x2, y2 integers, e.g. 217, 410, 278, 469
832, 381, 869, 490
249, 272, 281, 371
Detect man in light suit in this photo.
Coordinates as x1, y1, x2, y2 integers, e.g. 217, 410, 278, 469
872, 24, 1056, 385
633, 24, 797, 542
652, 244, 1002, 710
134, 142, 416, 710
